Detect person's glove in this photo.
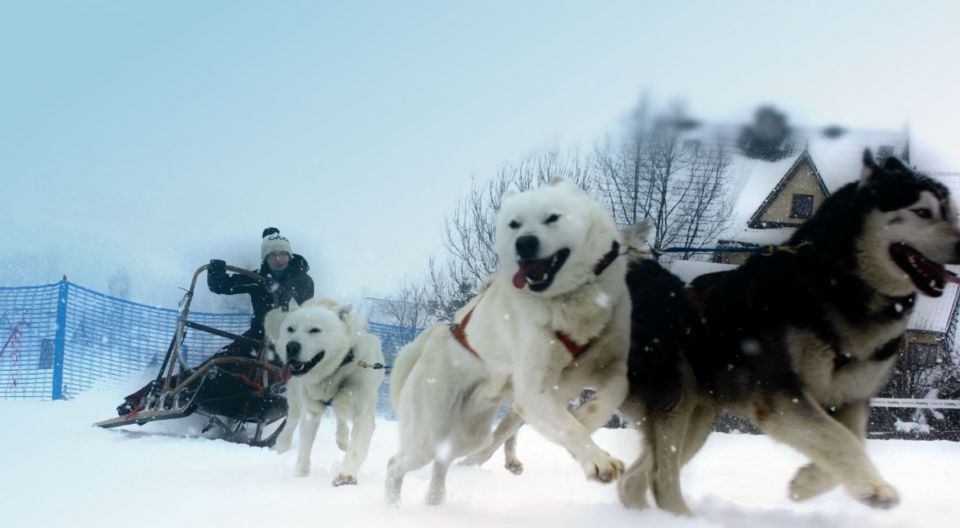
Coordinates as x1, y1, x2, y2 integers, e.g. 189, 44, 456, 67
208, 259, 227, 275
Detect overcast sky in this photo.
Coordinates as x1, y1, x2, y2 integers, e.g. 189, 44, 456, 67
2, 1, 959, 307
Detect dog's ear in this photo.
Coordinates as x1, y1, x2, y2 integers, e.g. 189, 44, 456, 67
337, 304, 353, 322
883, 155, 909, 173
622, 220, 653, 257
287, 298, 300, 312
859, 149, 879, 188
263, 307, 285, 343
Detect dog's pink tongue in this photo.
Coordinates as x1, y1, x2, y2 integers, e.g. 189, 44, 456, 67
512, 268, 527, 289
281, 364, 293, 381
943, 268, 960, 284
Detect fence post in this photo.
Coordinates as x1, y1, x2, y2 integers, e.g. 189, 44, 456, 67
52, 279, 69, 400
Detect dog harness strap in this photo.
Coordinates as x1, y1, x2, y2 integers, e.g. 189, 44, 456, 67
556, 331, 591, 358
450, 302, 481, 358
593, 241, 622, 276
228, 373, 265, 393
319, 359, 354, 407
450, 239, 619, 360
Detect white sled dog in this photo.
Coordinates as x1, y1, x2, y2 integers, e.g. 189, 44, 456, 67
618, 152, 960, 515
386, 177, 632, 505
267, 298, 385, 486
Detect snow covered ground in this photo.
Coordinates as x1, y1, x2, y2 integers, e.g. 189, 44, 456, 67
2, 387, 958, 528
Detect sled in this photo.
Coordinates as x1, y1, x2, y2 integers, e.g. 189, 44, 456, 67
94, 263, 287, 447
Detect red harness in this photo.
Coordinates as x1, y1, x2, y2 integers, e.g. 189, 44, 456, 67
450, 302, 595, 359
449, 240, 621, 360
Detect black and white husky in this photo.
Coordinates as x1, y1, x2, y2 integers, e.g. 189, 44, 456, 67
618, 151, 960, 515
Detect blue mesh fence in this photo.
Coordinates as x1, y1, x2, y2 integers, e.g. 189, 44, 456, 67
0, 281, 421, 417
369, 321, 421, 418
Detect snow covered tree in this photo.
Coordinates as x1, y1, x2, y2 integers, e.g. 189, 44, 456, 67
595, 99, 732, 259
375, 278, 434, 328
106, 267, 131, 299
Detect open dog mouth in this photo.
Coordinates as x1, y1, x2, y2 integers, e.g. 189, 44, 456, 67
282, 351, 325, 379
890, 243, 960, 297
512, 248, 570, 292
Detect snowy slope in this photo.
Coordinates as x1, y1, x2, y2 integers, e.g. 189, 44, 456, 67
1, 388, 958, 528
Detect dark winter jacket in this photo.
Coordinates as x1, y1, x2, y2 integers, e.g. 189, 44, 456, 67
207, 254, 314, 342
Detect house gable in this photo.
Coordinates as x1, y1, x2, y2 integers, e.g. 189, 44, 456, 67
747, 151, 829, 229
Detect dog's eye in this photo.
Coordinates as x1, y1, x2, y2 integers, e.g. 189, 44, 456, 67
286, 326, 294, 333
912, 208, 933, 219
544, 213, 560, 224
309, 327, 322, 334
508, 220, 521, 230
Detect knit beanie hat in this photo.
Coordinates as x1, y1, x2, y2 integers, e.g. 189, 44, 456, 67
261, 227, 292, 260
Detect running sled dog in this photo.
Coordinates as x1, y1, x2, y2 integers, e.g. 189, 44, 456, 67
386, 177, 631, 505
618, 152, 960, 515
267, 298, 385, 486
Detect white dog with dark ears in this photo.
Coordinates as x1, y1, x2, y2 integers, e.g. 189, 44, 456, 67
266, 298, 385, 486
386, 177, 631, 505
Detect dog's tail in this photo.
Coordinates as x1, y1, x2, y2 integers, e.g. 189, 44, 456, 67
263, 307, 286, 348
389, 326, 434, 408
621, 220, 653, 260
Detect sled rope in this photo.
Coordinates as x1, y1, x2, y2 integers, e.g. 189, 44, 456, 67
123, 402, 144, 420
228, 373, 265, 393
357, 360, 392, 371
649, 241, 811, 258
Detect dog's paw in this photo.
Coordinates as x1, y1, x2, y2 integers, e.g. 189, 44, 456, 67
504, 458, 524, 475
274, 439, 291, 454
852, 482, 900, 509
294, 464, 311, 478
333, 473, 357, 487
788, 463, 837, 502
617, 469, 650, 509
583, 455, 624, 483
385, 481, 402, 506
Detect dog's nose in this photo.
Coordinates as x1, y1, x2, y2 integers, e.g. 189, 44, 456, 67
515, 235, 540, 260
286, 341, 301, 359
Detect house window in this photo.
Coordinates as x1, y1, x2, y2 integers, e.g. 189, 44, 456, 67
790, 194, 814, 219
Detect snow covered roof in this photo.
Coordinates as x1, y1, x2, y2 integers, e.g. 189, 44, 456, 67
718, 126, 909, 243
666, 259, 735, 283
